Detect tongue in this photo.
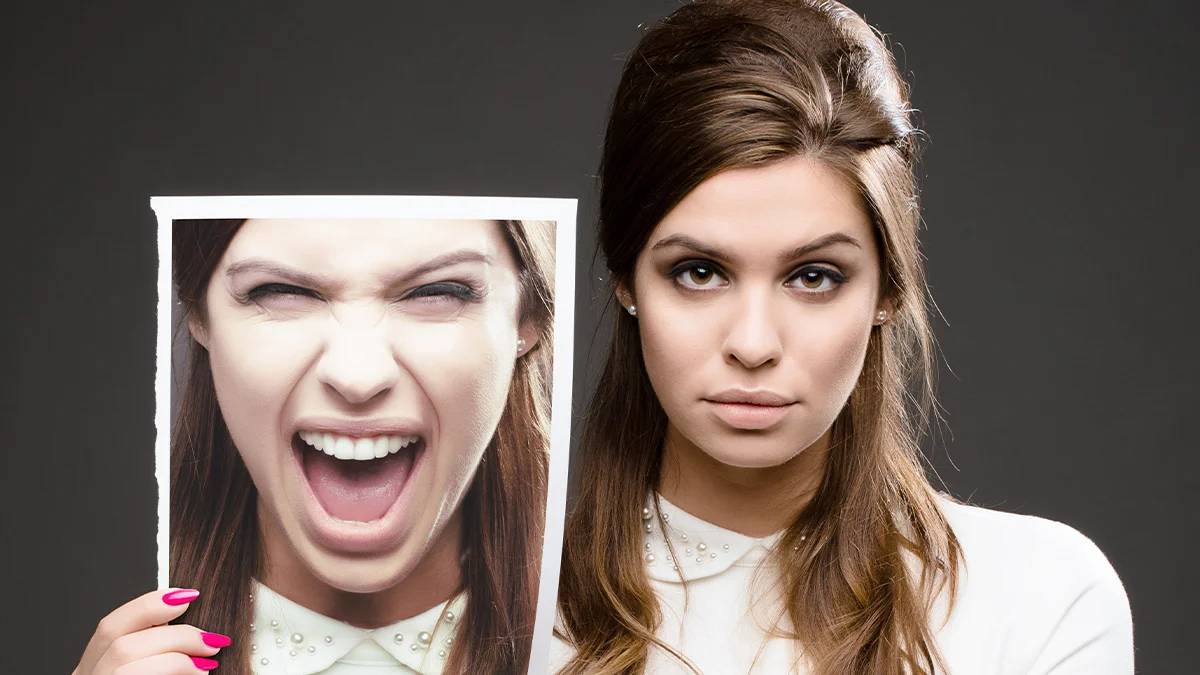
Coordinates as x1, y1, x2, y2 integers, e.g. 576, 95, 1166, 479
304, 447, 414, 522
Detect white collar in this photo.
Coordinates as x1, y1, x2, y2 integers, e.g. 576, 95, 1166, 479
642, 494, 784, 583
249, 580, 466, 675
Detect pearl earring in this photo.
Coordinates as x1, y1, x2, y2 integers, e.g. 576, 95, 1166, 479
627, 304, 637, 317
876, 310, 888, 323
516, 338, 526, 354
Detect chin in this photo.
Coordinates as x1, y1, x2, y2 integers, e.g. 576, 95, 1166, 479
689, 423, 827, 470
700, 442, 806, 469
303, 551, 420, 594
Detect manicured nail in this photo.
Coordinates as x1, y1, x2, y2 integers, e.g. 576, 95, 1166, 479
201, 632, 232, 648
192, 656, 219, 671
162, 589, 200, 606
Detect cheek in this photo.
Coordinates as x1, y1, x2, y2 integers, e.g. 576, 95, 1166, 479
207, 320, 322, 461
797, 311, 874, 406
401, 315, 514, 476
636, 291, 714, 402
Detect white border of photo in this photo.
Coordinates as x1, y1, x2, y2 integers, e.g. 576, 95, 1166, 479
151, 195, 576, 675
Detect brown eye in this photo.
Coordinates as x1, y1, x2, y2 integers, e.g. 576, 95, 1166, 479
799, 270, 825, 289
686, 266, 716, 285
789, 266, 845, 293
674, 262, 725, 290
670, 261, 728, 290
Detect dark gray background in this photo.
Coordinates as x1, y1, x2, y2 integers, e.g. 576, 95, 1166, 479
2, 1, 1195, 672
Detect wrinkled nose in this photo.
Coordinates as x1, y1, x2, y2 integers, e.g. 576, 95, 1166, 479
721, 292, 783, 369
314, 320, 400, 405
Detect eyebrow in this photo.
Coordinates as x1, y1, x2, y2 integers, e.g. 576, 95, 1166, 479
224, 249, 494, 288
649, 232, 863, 264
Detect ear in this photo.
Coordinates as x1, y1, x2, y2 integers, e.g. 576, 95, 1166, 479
188, 312, 209, 349
614, 280, 635, 315
874, 297, 896, 325
516, 320, 540, 357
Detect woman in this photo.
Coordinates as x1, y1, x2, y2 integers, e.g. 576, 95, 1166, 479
554, 1, 1132, 674
73, 216, 555, 675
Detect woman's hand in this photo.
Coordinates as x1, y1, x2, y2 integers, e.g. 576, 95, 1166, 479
72, 589, 229, 674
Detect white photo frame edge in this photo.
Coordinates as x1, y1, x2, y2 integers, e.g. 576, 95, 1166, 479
152, 195, 577, 675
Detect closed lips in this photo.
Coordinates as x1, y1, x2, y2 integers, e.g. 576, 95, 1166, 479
299, 431, 420, 461
707, 391, 793, 406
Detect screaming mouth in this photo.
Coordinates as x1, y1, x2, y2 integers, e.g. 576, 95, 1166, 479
295, 431, 423, 524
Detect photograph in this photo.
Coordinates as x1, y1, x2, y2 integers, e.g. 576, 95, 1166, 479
153, 196, 575, 675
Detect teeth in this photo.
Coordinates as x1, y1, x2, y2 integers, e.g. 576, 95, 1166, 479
353, 438, 374, 461
299, 432, 420, 461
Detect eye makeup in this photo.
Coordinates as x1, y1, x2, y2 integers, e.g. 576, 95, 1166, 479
397, 280, 489, 309
663, 256, 849, 298
785, 265, 847, 295
244, 282, 321, 303
232, 275, 490, 319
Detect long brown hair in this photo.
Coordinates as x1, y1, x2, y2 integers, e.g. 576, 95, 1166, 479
170, 218, 554, 675
557, 1, 961, 673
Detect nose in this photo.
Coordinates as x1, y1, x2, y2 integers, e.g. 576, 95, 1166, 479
722, 291, 783, 370
315, 318, 401, 405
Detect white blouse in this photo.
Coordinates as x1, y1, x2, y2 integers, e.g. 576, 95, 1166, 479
249, 581, 465, 675
550, 495, 1134, 674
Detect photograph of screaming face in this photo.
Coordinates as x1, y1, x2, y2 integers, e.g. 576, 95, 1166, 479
146, 197, 572, 675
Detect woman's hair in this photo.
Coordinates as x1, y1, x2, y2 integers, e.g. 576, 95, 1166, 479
557, 1, 961, 674
169, 218, 555, 675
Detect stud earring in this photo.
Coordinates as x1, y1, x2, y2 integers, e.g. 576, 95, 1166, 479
627, 305, 637, 317
875, 310, 889, 323
516, 338, 526, 354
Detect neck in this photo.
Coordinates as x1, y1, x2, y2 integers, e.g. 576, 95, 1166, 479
658, 424, 830, 538
257, 506, 464, 628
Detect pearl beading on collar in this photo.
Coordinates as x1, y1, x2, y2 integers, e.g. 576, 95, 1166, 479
641, 495, 797, 582
641, 503, 736, 573
250, 582, 463, 674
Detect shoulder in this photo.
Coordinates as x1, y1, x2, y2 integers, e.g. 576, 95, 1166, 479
934, 497, 1134, 673
938, 496, 1123, 590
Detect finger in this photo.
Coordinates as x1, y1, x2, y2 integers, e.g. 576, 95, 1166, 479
95, 625, 230, 672
77, 589, 200, 674
111, 652, 219, 675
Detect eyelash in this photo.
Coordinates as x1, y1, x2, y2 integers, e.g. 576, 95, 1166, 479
402, 282, 482, 304
245, 283, 316, 302
242, 281, 483, 305
668, 260, 846, 295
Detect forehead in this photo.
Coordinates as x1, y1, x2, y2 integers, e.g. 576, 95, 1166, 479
223, 218, 513, 270
649, 156, 875, 255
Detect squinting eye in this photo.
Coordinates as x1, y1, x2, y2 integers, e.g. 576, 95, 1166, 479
247, 283, 317, 301
402, 282, 482, 304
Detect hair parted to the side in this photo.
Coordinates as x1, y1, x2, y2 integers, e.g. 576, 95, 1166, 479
556, 1, 962, 674
170, 218, 555, 675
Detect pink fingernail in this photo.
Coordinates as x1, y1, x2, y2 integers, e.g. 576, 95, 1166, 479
201, 632, 232, 648
192, 656, 219, 671
162, 589, 200, 606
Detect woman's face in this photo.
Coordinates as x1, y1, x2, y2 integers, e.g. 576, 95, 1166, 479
195, 218, 528, 593
627, 156, 886, 469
